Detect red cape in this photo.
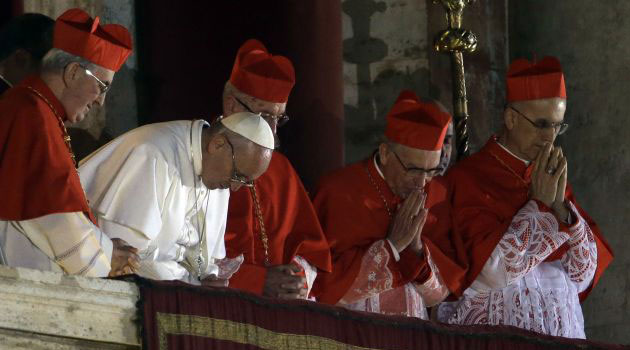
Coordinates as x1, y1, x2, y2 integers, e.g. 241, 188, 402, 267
311, 156, 468, 305
444, 137, 612, 300
0, 75, 95, 223
225, 152, 332, 294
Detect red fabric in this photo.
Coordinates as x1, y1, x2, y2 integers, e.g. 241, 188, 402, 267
229, 39, 295, 103
311, 156, 467, 305
138, 277, 626, 350
443, 137, 612, 298
507, 56, 566, 102
53, 8, 132, 72
225, 152, 332, 295
0, 75, 95, 223
384, 90, 451, 151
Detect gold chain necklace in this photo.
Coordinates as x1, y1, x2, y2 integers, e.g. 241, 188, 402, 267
365, 161, 393, 218
26, 86, 77, 167
250, 184, 271, 266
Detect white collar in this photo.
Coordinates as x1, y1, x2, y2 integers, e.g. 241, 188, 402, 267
373, 154, 386, 180
191, 119, 209, 176
496, 140, 531, 166
0, 74, 12, 88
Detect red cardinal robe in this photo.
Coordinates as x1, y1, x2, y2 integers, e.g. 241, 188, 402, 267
0, 75, 94, 223
444, 137, 612, 300
225, 151, 332, 295
311, 156, 467, 306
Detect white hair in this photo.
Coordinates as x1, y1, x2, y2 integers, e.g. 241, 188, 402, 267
40, 48, 100, 73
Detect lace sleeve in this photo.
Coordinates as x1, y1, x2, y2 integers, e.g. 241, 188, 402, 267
561, 202, 597, 292
413, 249, 449, 307
475, 200, 572, 290
339, 240, 394, 304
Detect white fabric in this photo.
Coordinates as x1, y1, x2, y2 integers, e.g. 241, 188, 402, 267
293, 255, 318, 298
0, 212, 112, 277
215, 254, 245, 281
439, 200, 597, 339
338, 239, 448, 319
496, 139, 531, 166
386, 239, 401, 261
221, 112, 274, 149
79, 120, 230, 283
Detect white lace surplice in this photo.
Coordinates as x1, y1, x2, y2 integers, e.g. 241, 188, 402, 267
440, 200, 597, 339
339, 240, 449, 319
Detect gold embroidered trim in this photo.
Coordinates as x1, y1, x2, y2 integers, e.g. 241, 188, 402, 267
156, 312, 384, 350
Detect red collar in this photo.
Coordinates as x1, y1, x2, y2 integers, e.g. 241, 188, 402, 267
484, 137, 534, 184
18, 75, 68, 121
365, 154, 401, 206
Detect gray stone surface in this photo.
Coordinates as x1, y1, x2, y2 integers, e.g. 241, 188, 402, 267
0, 266, 140, 349
342, 0, 430, 163
510, 0, 630, 344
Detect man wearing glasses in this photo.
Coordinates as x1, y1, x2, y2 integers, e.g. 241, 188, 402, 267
0, 9, 138, 278
221, 39, 332, 299
434, 57, 612, 338
311, 91, 466, 319
78, 112, 274, 284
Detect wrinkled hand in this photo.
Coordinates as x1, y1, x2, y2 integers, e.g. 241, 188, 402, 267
108, 238, 140, 277
531, 143, 566, 207
387, 189, 427, 253
202, 275, 229, 287
263, 264, 307, 299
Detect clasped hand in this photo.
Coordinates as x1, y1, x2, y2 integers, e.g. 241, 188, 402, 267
387, 189, 427, 254
530, 143, 570, 222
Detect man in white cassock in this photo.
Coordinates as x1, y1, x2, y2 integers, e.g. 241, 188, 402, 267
79, 112, 274, 284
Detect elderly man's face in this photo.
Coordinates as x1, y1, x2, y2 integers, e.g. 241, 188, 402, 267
504, 97, 567, 161
225, 93, 286, 146
61, 63, 113, 123
379, 142, 441, 199
201, 134, 272, 191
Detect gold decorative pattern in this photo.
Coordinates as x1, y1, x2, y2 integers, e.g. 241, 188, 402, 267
26, 86, 77, 167
251, 184, 271, 266
156, 312, 385, 350
432, 0, 477, 158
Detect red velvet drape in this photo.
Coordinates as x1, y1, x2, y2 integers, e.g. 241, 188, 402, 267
139, 278, 627, 350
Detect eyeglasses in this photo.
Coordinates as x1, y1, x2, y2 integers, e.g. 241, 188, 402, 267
510, 106, 569, 135
224, 136, 254, 187
233, 95, 289, 127
80, 65, 110, 95
390, 149, 444, 177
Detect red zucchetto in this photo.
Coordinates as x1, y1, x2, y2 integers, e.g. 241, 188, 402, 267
384, 90, 452, 151
506, 56, 566, 102
53, 8, 132, 72
229, 39, 295, 103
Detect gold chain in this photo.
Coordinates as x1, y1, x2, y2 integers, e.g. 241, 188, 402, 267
250, 184, 271, 266
26, 86, 77, 167
365, 162, 393, 218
